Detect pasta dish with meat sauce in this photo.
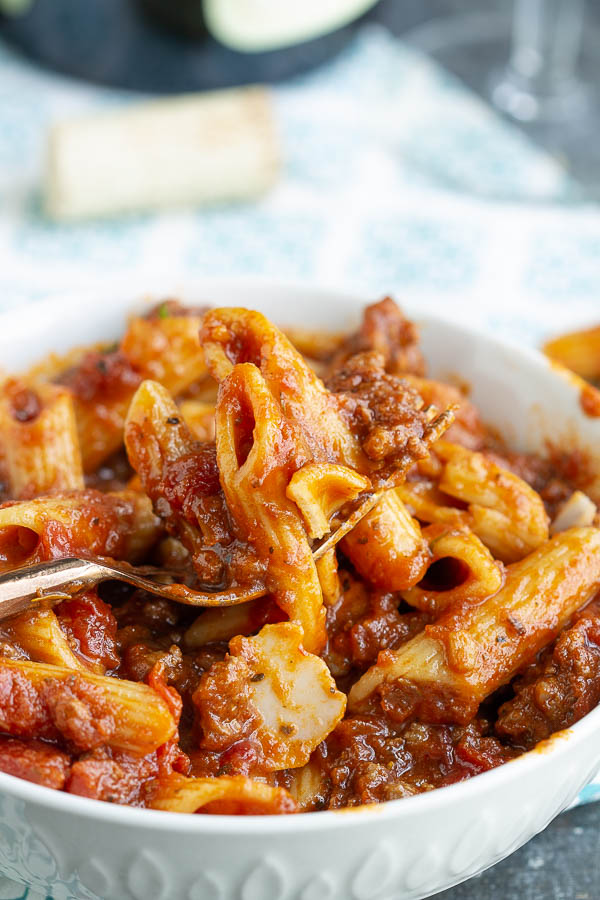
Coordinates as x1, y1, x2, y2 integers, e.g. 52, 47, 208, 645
0, 297, 598, 815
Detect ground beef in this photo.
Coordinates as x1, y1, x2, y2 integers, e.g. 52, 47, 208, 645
496, 605, 600, 749
328, 351, 429, 477
328, 297, 425, 377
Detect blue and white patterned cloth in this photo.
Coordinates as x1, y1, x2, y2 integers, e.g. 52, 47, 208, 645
1, 22, 600, 898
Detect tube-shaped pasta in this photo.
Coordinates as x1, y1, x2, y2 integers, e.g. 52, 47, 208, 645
178, 400, 216, 443
401, 526, 504, 615
125, 380, 229, 551
202, 307, 367, 468
216, 364, 325, 651
286, 462, 370, 540
151, 774, 296, 815
0, 490, 161, 565
341, 490, 431, 590
184, 596, 281, 648
395, 481, 471, 530
65, 310, 207, 473
0, 658, 176, 753
202, 308, 438, 589
436, 440, 550, 563
315, 548, 342, 607
5, 609, 87, 671
543, 324, 600, 380
120, 313, 207, 397
0, 380, 83, 499
349, 527, 600, 724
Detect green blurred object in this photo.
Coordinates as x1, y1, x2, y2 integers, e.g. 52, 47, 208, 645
0, 0, 33, 16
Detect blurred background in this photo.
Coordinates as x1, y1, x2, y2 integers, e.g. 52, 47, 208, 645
0, 0, 599, 344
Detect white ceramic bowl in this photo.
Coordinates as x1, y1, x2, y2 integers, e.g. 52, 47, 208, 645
1, 279, 599, 900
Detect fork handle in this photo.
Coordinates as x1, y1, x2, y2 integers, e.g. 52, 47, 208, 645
0, 558, 108, 621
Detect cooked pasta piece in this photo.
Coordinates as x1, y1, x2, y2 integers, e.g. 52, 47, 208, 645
349, 527, 600, 724
395, 481, 471, 530
216, 364, 326, 651
125, 379, 230, 552
287, 757, 327, 811
120, 310, 207, 397
543, 324, 600, 381
178, 400, 216, 443
194, 622, 346, 769
0, 380, 83, 499
58, 349, 142, 474
341, 491, 431, 591
0, 490, 161, 566
0, 659, 176, 753
283, 326, 346, 362
184, 596, 283, 648
315, 549, 342, 607
202, 307, 442, 592
496, 602, 600, 748
401, 526, 504, 615
436, 440, 550, 563
286, 462, 370, 540
202, 307, 367, 468
61, 308, 207, 473
151, 774, 296, 814
4, 609, 87, 671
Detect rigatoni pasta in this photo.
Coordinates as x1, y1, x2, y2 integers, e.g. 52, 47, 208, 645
0, 295, 598, 815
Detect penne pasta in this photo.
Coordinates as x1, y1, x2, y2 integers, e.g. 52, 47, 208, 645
178, 400, 216, 443
543, 324, 600, 381
184, 596, 283, 648
202, 307, 438, 592
0, 658, 176, 753
4, 609, 87, 671
125, 379, 229, 553
216, 364, 326, 652
436, 440, 550, 563
63, 309, 207, 473
286, 462, 370, 540
202, 307, 367, 468
401, 525, 504, 615
341, 490, 431, 591
120, 312, 207, 398
395, 480, 471, 529
0, 380, 83, 499
151, 774, 296, 814
349, 527, 600, 724
0, 490, 161, 566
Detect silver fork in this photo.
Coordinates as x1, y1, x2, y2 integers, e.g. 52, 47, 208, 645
0, 408, 455, 623
0, 557, 267, 621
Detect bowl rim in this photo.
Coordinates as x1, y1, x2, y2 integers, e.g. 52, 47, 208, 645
0, 275, 599, 833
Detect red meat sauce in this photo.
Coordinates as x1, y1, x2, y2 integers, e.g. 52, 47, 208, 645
0, 297, 599, 812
